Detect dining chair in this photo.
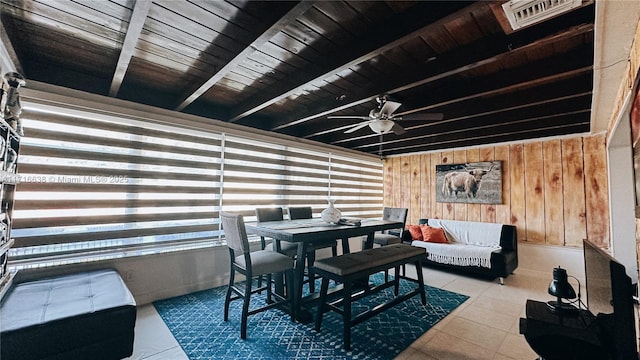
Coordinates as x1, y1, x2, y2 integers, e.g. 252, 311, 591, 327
220, 211, 294, 340
288, 206, 338, 292
255, 207, 298, 256
365, 207, 409, 280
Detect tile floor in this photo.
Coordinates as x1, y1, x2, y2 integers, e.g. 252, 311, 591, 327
125, 266, 550, 359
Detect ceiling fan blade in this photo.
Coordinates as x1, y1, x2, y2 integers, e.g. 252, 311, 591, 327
379, 100, 402, 117
328, 115, 370, 120
396, 112, 444, 121
391, 122, 406, 135
344, 121, 373, 134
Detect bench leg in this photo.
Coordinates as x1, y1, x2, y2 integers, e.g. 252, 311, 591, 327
394, 265, 400, 296
415, 260, 427, 305
314, 277, 330, 332
343, 281, 352, 351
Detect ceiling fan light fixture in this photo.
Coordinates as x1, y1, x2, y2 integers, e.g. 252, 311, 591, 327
369, 120, 394, 134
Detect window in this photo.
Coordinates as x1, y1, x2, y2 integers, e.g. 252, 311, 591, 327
9, 98, 383, 268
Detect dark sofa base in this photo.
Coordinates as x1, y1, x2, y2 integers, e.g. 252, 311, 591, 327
421, 249, 518, 284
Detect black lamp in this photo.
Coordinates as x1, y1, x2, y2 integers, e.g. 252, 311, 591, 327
546, 266, 578, 315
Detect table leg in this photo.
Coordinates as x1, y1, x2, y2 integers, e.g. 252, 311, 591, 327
363, 232, 375, 250
293, 241, 313, 323
341, 237, 350, 254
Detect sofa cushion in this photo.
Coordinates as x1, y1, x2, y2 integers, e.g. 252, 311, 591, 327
420, 225, 447, 243
407, 225, 423, 240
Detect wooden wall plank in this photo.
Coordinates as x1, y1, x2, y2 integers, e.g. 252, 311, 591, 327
419, 154, 431, 222
409, 154, 422, 224
510, 143, 527, 241
524, 142, 545, 243
430, 152, 442, 219
543, 140, 565, 245
453, 150, 468, 221
383, 158, 394, 207
392, 157, 402, 207
562, 138, 587, 247
479, 147, 496, 223
495, 144, 511, 225
441, 150, 455, 219
400, 156, 411, 209
583, 135, 610, 247
467, 148, 482, 222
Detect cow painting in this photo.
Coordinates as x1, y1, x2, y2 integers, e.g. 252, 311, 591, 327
436, 161, 502, 204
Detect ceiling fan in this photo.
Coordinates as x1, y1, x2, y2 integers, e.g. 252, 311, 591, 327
328, 96, 444, 135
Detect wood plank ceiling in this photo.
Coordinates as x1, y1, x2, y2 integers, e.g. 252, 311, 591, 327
1, 0, 595, 157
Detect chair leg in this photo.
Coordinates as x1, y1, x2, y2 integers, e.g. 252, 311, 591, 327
285, 269, 294, 322
224, 268, 235, 321
257, 236, 267, 292
241, 276, 252, 340
266, 273, 273, 304
315, 277, 330, 332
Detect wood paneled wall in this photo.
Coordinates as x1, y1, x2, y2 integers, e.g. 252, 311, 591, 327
383, 134, 610, 248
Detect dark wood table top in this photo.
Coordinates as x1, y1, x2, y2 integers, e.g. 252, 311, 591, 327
245, 218, 403, 243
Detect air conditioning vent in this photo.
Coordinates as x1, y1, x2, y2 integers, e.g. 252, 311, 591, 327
502, 0, 583, 31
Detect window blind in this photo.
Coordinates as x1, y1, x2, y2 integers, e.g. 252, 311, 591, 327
222, 135, 383, 220
9, 100, 383, 266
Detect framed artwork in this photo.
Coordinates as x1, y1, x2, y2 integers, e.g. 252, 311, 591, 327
436, 161, 502, 204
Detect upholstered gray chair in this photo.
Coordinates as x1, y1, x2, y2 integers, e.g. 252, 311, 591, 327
287, 206, 313, 220
288, 206, 338, 292
220, 211, 294, 340
366, 207, 409, 280
256, 207, 299, 257
373, 207, 409, 247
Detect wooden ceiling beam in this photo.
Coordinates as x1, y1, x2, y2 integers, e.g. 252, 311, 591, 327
377, 118, 590, 156
0, 17, 22, 74
109, 0, 152, 97
228, 1, 475, 122
279, 23, 594, 135
174, 1, 315, 112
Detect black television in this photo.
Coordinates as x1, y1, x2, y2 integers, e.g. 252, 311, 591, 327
583, 239, 639, 360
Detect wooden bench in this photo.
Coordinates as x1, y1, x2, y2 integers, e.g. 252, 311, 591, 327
313, 243, 427, 350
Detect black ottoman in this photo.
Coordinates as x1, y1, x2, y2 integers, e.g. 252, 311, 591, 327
0, 269, 136, 360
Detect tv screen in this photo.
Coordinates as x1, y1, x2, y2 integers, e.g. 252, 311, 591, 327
583, 239, 638, 359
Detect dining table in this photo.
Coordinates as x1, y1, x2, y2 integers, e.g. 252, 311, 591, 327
245, 217, 404, 323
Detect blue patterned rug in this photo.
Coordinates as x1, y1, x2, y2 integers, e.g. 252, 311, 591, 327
154, 273, 468, 360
